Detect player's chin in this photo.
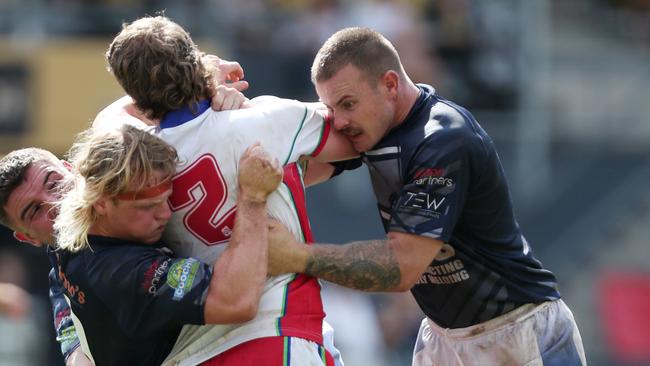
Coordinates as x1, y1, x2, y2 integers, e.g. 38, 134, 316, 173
144, 232, 164, 244
352, 139, 372, 153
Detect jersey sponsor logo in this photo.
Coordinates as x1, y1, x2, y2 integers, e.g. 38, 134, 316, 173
414, 167, 445, 179
400, 191, 448, 219
167, 258, 200, 301
140, 258, 171, 295
415, 244, 470, 285
412, 167, 453, 187
57, 265, 86, 305
54, 308, 71, 327
413, 176, 454, 187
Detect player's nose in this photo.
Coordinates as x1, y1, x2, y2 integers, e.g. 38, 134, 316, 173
157, 201, 173, 221
332, 115, 349, 131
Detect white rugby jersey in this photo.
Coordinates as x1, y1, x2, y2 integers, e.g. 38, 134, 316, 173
157, 96, 331, 366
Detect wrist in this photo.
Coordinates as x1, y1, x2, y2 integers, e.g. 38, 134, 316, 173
237, 188, 269, 205
293, 245, 311, 273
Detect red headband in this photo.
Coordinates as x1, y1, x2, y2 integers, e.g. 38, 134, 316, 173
114, 180, 172, 201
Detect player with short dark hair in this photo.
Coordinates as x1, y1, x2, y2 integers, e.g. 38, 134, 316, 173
268, 27, 587, 365
0, 148, 91, 365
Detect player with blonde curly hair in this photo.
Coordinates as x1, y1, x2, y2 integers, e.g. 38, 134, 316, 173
53, 124, 282, 366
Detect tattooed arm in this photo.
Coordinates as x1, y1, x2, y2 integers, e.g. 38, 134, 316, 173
268, 221, 442, 292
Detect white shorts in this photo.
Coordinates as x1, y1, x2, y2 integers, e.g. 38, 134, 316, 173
412, 299, 586, 366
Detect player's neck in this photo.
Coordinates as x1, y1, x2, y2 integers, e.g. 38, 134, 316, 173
393, 79, 421, 128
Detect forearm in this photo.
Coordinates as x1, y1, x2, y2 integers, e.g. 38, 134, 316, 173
303, 240, 402, 292
207, 199, 268, 321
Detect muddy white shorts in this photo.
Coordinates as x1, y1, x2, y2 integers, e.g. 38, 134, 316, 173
412, 299, 586, 366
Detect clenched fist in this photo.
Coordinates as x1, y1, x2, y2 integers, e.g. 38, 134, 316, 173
238, 142, 283, 203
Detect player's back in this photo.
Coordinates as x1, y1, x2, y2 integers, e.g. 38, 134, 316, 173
156, 96, 330, 365
158, 97, 319, 259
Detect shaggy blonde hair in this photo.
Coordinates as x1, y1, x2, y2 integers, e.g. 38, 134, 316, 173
54, 124, 178, 252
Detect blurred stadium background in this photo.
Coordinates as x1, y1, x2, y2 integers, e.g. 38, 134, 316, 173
0, 0, 648, 365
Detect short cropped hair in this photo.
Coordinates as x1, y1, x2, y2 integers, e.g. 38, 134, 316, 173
0, 148, 61, 228
54, 124, 178, 252
106, 16, 212, 119
311, 27, 404, 85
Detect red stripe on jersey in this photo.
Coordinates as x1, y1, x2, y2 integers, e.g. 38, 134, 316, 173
310, 117, 332, 158
282, 164, 313, 242
277, 164, 324, 344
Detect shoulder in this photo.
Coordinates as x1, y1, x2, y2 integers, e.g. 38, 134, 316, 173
80, 239, 167, 273
401, 99, 490, 170
421, 98, 488, 150
249, 96, 310, 117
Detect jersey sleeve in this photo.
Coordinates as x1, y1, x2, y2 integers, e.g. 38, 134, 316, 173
388, 129, 476, 242
85, 246, 211, 339
329, 157, 363, 178
247, 97, 331, 165
48, 268, 81, 361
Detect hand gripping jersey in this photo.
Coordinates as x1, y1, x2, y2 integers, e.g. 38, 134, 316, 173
364, 85, 561, 329
156, 96, 330, 366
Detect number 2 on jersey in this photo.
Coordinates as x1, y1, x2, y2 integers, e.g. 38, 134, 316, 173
168, 154, 236, 246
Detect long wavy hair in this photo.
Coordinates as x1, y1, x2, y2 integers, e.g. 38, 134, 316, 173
106, 16, 213, 119
54, 124, 178, 252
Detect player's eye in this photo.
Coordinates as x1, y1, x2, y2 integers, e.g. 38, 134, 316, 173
343, 101, 355, 110
47, 180, 58, 192
30, 204, 42, 221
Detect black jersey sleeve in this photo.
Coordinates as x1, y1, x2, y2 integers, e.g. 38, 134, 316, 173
48, 268, 81, 361
329, 157, 363, 178
388, 128, 477, 242
85, 246, 211, 339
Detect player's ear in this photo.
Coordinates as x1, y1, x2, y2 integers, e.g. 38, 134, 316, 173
13, 231, 43, 247
380, 70, 399, 98
92, 197, 111, 216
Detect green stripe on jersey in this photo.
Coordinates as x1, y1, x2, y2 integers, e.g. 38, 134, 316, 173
284, 107, 309, 166
283, 337, 290, 366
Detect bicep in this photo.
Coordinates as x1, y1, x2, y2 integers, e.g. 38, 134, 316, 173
310, 127, 359, 163
301, 159, 336, 187
388, 231, 443, 290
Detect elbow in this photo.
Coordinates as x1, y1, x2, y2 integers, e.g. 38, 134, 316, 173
393, 271, 421, 292
393, 280, 416, 292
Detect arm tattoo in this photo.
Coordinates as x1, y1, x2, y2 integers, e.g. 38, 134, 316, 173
304, 240, 401, 291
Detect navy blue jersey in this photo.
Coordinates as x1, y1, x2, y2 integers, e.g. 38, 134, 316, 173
47, 263, 81, 361
364, 84, 560, 328
51, 236, 211, 366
